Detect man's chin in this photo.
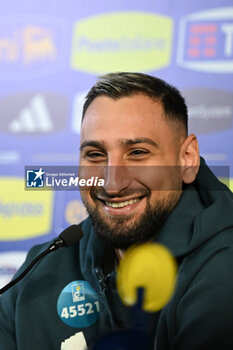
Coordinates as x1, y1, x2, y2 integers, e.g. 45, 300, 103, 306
99, 210, 136, 224
92, 224, 144, 250
88, 211, 156, 250
83, 194, 179, 249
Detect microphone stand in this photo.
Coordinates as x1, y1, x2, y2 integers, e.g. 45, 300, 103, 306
0, 224, 83, 295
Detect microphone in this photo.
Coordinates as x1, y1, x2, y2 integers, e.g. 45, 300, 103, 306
49, 224, 83, 251
0, 224, 83, 295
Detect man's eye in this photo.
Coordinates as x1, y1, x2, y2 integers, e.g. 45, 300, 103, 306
130, 149, 148, 156
85, 151, 105, 159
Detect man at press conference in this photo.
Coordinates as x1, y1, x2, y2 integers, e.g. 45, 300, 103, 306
0, 72, 233, 350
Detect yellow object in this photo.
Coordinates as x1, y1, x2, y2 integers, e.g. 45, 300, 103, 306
219, 177, 233, 192
117, 243, 177, 312
71, 12, 173, 73
0, 177, 53, 240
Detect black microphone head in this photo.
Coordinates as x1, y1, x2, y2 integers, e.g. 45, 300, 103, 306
59, 225, 83, 247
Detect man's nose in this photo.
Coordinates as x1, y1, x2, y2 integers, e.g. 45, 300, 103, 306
103, 165, 131, 196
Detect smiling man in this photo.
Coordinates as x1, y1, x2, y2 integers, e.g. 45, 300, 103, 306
0, 73, 233, 350
79, 75, 199, 252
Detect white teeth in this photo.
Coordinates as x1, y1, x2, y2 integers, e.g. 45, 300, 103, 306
105, 198, 140, 208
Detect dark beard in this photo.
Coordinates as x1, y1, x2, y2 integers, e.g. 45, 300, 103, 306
82, 191, 179, 250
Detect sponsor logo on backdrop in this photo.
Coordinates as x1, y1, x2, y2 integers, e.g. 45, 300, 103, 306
183, 88, 233, 133
0, 151, 21, 164
177, 7, 233, 73
0, 177, 53, 240
71, 91, 88, 134
71, 12, 173, 73
0, 92, 68, 135
0, 16, 65, 78
0, 251, 27, 288
65, 200, 88, 225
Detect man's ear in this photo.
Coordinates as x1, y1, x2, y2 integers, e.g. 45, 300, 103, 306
179, 134, 200, 184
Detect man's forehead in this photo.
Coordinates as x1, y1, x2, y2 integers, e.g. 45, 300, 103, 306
80, 94, 183, 147
82, 94, 164, 118
81, 95, 165, 132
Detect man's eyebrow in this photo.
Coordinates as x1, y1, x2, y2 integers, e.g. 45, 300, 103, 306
80, 138, 158, 151
79, 140, 105, 151
120, 137, 158, 148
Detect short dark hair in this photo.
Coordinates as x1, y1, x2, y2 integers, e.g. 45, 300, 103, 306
82, 72, 188, 133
